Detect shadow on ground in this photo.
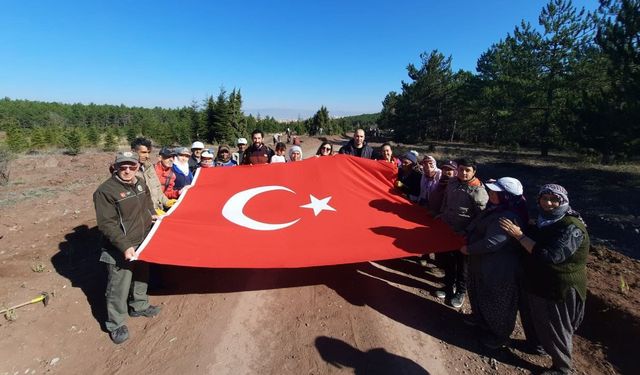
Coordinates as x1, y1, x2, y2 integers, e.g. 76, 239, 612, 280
52, 225, 107, 331
315, 336, 430, 375
576, 290, 640, 375
152, 259, 542, 372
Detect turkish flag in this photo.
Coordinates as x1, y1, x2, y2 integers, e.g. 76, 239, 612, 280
135, 154, 464, 268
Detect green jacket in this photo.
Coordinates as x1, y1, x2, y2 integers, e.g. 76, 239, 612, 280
524, 215, 590, 301
93, 174, 154, 265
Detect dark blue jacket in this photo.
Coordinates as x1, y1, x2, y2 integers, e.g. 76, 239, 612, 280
172, 165, 193, 191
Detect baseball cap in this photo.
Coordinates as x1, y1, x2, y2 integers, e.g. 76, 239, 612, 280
175, 147, 191, 156
485, 177, 523, 196
159, 147, 174, 158
441, 160, 458, 170
191, 141, 205, 149
237, 138, 248, 145
114, 151, 138, 165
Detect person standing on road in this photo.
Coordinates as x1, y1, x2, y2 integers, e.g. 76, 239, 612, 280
242, 129, 275, 165
376, 143, 400, 167
500, 184, 589, 374
172, 147, 194, 191
418, 155, 442, 206
155, 147, 180, 199
130, 137, 174, 214
461, 177, 528, 349
93, 151, 161, 344
271, 142, 287, 163
436, 157, 489, 308
395, 152, 422, 202
339, 128, 374, 159
199, 150, 215, 168
232, 138, 248, 165
315, 142, 334, 157
289, 145, 303, 162
215, 145, 238, 167
188, 141, 205, 174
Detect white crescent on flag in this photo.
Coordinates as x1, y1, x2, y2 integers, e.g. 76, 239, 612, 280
221, 185, 301, 231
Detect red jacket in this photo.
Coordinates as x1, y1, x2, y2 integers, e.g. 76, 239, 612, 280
155, 162, 179, 199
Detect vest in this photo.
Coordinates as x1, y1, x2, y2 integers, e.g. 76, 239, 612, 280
524, 216, 590, 301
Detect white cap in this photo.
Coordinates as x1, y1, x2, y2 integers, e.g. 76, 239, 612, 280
201, 151, 213, 159
191, 141, 205, 149
485, 177, 523, 196
237, 138, 248, 145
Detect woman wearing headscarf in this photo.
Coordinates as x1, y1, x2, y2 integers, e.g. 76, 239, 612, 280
315, 142, 333, 157
461, 177, 528, 349
418, 155, 442, 206
199, 150, 215, 168
214, 145, 238, 167
500, 184, 589, 375
289, 145, 303, 162
395, 152, 422, 202
427, 160, 457, 216
172, 147, 193, 191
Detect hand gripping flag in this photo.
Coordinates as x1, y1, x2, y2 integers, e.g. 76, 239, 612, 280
135, 154, 464, 268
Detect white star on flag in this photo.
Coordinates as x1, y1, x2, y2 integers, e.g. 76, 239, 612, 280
300, 195, 336, 216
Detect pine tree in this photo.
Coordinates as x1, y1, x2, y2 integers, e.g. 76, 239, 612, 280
228, 89, 247, 140
6, 126, 29, 153
536, 0, 592, 156
204, 95, 216, 143
64, 128, 83, 155
30, 127, 47, 150
212, 88, 232, 143
309, 106, 330, 135
86, 126, 99, 145
126, 125, 139, 144
103, 130, 118, 152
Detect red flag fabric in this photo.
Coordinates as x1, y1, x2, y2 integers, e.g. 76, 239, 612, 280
135, 154, 464, 268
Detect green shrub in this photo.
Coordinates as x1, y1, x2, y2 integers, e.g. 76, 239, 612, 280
6, 127, 29, 153
64, 128, 83, 155
103, 131, 117, 152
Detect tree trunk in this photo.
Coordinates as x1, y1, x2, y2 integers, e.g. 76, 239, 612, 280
540, 86, 553, 157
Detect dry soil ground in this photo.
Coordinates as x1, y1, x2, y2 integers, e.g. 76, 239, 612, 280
0, 135, 638, 375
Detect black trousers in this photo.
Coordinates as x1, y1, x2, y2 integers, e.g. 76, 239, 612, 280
439, 251, 468, 294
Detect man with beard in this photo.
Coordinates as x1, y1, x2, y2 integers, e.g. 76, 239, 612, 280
338, 128, 374, 159
242, 129, 274, 165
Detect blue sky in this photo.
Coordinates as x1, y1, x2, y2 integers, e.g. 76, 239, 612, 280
0, 0, 599, 119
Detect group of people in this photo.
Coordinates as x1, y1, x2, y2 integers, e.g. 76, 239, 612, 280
93, 128, 589, 375
319, 128, 588, 374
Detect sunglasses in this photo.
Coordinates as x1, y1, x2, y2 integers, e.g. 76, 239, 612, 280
322, 147, 331, 151
118, 165, 139, 172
